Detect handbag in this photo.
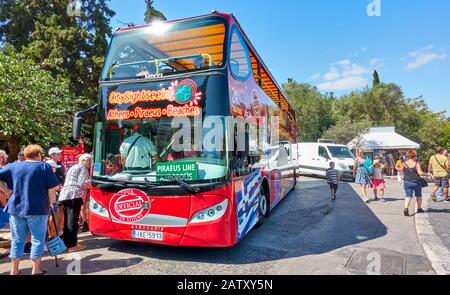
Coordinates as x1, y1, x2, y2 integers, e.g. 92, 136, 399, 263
419, 177, 428, 188
46, 207, 67, 267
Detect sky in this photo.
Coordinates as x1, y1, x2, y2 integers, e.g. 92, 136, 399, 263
107, 0, 450, 114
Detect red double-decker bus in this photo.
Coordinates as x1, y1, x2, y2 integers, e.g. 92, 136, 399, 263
73, 11, 298, 247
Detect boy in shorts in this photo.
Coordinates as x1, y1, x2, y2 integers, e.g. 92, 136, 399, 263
326, 162, 340, 201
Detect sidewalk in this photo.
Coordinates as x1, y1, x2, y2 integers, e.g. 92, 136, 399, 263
415, 191, 450, 274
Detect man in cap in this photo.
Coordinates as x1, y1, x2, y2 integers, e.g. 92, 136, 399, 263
48, 147, 66, 233
48, 147, 66, 184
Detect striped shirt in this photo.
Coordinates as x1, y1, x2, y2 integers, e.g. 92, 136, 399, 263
326, 168, 339, 184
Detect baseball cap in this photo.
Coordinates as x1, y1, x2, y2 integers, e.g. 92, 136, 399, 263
48, 147, 64, 155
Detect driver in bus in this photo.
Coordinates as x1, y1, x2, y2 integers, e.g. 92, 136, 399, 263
119, 124, 161, 170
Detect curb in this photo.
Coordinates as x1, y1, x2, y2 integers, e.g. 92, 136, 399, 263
414, 196, 450, 275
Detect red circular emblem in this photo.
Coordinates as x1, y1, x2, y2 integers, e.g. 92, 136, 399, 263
109, 189, 153, 223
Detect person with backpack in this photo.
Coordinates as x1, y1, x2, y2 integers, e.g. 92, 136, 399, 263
353, 149, 371, 203
428, 147, 449, 202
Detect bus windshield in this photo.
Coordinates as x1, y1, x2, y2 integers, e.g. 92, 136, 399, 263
327, 146, 354, 159
94, 75, 230, 184
101, 17, 226, 81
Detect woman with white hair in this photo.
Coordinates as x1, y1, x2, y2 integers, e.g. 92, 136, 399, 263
58, 153, 92, 252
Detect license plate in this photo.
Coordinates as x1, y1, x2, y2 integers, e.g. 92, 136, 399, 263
132, 230, 164, 241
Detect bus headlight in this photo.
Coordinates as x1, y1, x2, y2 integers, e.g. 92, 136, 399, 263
190, 199, 228, 224
89, 196, 110, 218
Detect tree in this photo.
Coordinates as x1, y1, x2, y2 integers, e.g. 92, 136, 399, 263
372, 70, 380, 87
283, 78, 334, 141
144, 0, 166, 23
0, 46, 86, 148
0, 0, 115, 100
322, 116, 372, 144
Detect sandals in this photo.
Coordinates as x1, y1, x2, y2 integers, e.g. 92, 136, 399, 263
32, 270, 47, 275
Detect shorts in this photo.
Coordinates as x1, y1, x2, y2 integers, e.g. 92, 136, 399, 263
403, 180, 422, 198
434, 176, 449, 188
329, 183, 338, 191
372, 179, 385, 190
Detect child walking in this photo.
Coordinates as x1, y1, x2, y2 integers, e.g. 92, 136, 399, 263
326, 162, 340, 201
371, 159, 386, 202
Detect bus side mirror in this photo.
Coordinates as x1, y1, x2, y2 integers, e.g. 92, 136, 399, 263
72, 104, 98, 141
73, 116, 82, 140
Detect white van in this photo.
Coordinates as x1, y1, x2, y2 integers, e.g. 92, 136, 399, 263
298, 140, 355, 180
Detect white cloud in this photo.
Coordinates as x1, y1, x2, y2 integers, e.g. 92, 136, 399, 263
337, 59, 351, 66
309, 73, 321, 80
353, 46, 367, 56
323, 67, 340, 81
342, 63, 369, 77
405, 45, 447, 70
313, 57, 374, 91
316, 76, 368, 91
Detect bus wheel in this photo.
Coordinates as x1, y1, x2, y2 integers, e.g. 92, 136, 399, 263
256, 186, 269, 227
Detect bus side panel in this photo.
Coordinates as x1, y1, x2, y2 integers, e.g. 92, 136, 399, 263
180, 184, 237, 247
234, 170, 262, 241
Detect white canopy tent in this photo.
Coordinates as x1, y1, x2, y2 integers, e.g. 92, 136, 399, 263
347, 126, 420, 151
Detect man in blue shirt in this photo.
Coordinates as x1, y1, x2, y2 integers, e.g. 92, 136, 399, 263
0, 144, 59, 275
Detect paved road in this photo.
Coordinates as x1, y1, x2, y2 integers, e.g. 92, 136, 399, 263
0, 177, 440, 275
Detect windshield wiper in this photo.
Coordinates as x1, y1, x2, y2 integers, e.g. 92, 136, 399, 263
156, 175, 200, 194
94, 180, 155, 190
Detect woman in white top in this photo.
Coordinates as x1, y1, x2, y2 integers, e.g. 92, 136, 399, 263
59, 154, 91, 252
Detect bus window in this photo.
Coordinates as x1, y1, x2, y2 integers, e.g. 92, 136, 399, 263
101, 17, 226, 81
229, 27, 251, 80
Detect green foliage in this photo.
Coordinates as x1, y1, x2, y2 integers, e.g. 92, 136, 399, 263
0, 46, 87, 147
283, 78, 334, 141
372, 70, 380, 87
144, 0, 166, 23
284, 76, 450, 167
0, 0, 115, 100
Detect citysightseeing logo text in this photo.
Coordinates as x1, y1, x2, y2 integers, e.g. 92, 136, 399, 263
107, 79, 202, 120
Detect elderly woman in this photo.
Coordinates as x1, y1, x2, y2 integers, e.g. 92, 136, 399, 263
59, 154, 92, 252
0, 150, 11, 230
0, 145, 59, 275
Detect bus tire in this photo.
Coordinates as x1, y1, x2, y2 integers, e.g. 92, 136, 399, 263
255, 185, 269, 227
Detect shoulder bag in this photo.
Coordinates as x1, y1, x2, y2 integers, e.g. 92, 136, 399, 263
46, 207, 67, 267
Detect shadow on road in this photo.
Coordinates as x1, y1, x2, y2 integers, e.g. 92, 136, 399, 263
0, 253, 143, 275
100, 179, 387, 266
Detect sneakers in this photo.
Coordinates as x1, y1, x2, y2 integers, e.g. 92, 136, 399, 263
67, 243, 87, 252
417, 208, 425, 213
364, 198, 370, 203
380, 198, 386, 202
404, 208, 409, 216
332, 196, 336, 202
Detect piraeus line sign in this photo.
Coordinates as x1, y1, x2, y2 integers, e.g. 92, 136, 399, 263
156, 160, 198, 182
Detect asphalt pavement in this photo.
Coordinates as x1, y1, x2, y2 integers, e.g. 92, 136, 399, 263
0, 176, 447, 275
